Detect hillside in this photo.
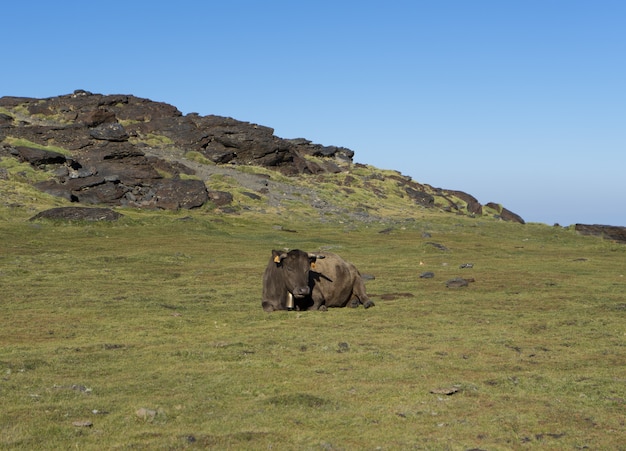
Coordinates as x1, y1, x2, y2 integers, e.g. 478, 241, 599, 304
0, 90, 524, 223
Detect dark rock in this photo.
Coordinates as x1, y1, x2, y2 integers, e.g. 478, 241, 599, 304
446, 278, 469, 288
242, 191, 261, 200
575, 224, 626, 243
485, 202, 525, 224
72, 181, 127, 205
78, 108, 117, 126
426, 242, 449, 251
89, 123, 129, 141
207, 190, 233, 206
420, 272, 435, 278
499, 207, 525, 224
0, 113, 14, 126
34, 180, 78, 202
446, 190, 483, 215
147, 156, 196, 177
405, 186, 435, 207
151, 179, 208, 209
16, 146, 67, 166
30, 206, 123, 221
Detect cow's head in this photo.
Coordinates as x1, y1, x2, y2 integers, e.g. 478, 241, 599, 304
271, 249, 322, 299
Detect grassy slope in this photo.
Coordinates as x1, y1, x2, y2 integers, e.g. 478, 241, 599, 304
1, 161, 625, 450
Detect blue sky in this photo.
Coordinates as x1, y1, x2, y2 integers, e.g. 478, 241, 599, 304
3, 1, 625, 226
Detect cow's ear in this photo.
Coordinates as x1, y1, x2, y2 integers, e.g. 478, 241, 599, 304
272, 250, 287, 265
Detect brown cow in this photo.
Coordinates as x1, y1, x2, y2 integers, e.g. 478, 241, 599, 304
261, 249, 374, 312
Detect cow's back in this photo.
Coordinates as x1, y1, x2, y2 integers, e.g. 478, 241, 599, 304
310, 252, 370, 308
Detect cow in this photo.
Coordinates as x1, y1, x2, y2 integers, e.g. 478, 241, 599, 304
261, 249, 375, 312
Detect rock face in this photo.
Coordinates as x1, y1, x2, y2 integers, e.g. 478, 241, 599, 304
0, 90, 357, 210
0, 90, 525, 221
575, 224, 626, 243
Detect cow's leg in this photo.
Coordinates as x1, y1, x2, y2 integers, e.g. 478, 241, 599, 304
262, 301, 278, 312
309, 291, 326, 311
347, 296, 360, 308
353, 278, 375, 309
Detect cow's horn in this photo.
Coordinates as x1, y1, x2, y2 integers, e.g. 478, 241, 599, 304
308, 253, 325, 259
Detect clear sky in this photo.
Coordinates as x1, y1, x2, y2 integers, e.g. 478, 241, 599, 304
3, 1, 625, 226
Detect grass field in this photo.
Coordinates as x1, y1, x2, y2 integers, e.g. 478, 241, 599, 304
1, 202, 625, 450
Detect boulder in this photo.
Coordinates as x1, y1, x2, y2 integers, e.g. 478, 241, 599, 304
16, 146, 67, 166
485, 202, 525, 224
0, 113, 14, 126
445, 190, 483, 215
89, 123, 129, 141
151, 179, 208, 210
207, 190, 234, 206
78, 108, 117, 126
575, 224, 626, 243
30, 206, 123, 221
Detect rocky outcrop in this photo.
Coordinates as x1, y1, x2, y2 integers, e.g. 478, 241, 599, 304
0, 90, 353, 176
0, 90, 525, 221
485, 202, 525, 224
575, 224, 626, 243
0, 90, 358, 209
12, 141, 208, 209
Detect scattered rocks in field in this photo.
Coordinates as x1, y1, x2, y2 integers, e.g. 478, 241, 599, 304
426, 242, 449, 251
337, 342, 350, 353
136, 407, 159, 421
72, 420, 93, 428
459, 263, 474, 268
430, 387, 459, 395
54, 384, 92, 393
102, 343, 125, 350
445, 278, 475, 288
419, 272, 435, 278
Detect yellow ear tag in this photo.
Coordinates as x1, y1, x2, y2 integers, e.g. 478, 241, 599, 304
274, 255, 281, 263
311, 262, 316, 269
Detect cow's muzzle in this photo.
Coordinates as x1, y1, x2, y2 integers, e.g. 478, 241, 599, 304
292, 286, 310, 298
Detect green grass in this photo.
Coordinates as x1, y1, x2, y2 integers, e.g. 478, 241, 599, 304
4, 137, 71, 156
1, 202, 625, 450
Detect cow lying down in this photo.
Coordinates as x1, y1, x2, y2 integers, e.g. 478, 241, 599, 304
262, 249, 375, 312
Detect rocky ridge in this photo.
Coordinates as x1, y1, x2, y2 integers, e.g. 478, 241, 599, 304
1, 89, 524, 223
